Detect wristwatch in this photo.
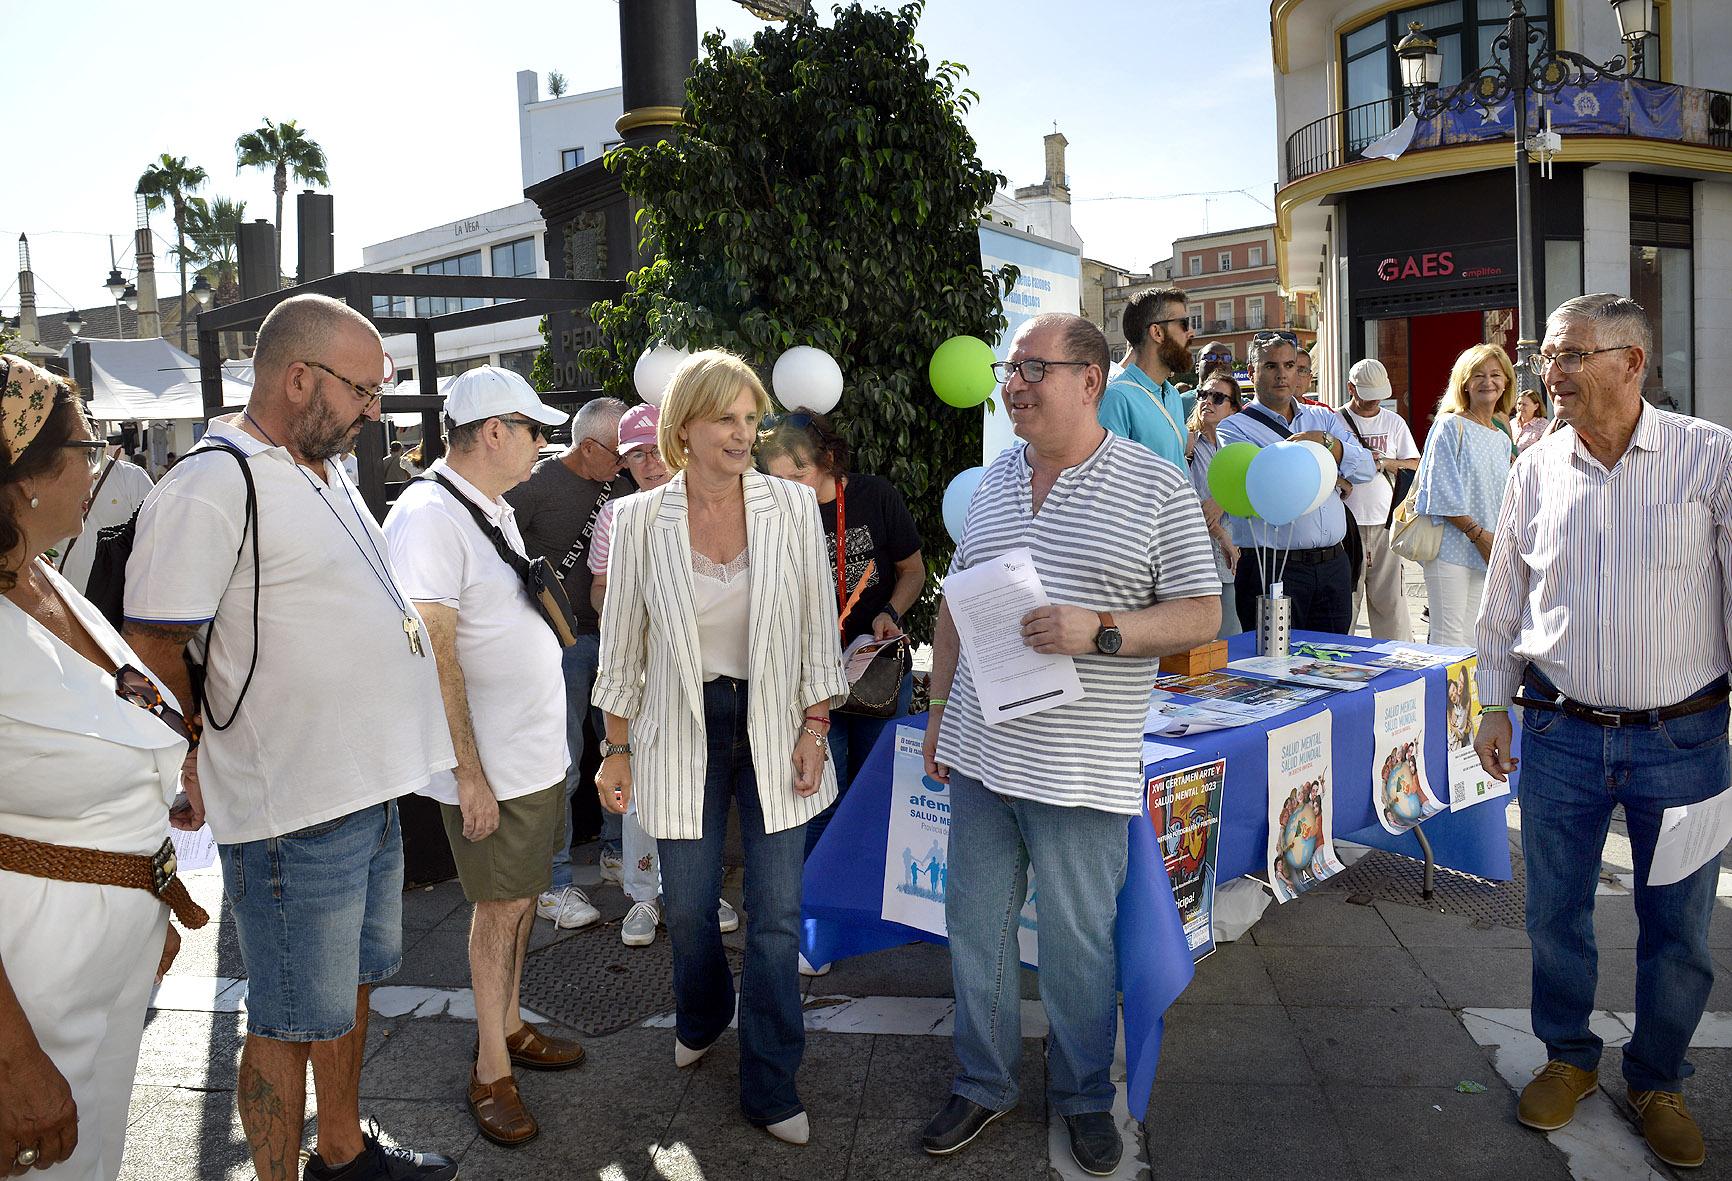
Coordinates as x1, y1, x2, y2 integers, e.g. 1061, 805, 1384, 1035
880, 603, 902, 626
1094, 611, 1123, 655
601, 741, 633, 759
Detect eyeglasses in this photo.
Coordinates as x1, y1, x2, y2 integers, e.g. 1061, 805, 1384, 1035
300, 360, 387, 409
1150, 316, 1191, 330
499, 416, 547, 443
991, 359, 1092, 384
623, 447, 663, 465
1200, 392, 1238, 406
1251, 330, 1300, 347
1526, 345, 1634, 377
62, 439, 106, 472
114, 663, 200, 748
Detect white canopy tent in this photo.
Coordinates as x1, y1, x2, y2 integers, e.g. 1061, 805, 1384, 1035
60, 337, 254, 422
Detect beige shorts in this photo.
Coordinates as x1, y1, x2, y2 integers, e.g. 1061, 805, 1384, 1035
439, 784, 563, 903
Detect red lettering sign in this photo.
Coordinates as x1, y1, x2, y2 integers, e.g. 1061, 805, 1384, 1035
1377, 250, 1458, 283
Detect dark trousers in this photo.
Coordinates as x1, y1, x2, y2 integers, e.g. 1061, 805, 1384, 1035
1234, 548, 1354, 635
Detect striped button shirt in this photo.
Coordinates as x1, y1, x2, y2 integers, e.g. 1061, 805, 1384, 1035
1476, 403, 1732, 711
935, 433, 1220, 814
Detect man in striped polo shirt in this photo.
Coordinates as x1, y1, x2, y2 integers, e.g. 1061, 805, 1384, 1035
1476, 295, 1732, 1169
919, 312, 1220, 1175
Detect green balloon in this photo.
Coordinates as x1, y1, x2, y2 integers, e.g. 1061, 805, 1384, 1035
1207, 442, 1260, 519
929, 335, 998, 409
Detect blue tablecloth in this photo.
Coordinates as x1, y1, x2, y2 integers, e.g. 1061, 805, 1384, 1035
800, 630, 1517, 1116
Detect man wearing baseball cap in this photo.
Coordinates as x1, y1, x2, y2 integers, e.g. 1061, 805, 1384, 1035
383, 366, 585, 1147
1339, 358, 1420, 640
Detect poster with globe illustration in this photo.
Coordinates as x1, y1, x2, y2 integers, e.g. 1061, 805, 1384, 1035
1146, 759, 1227, 961
880, 724, 1039, 966
1372, 678, 1446, 835
1266, 712, 1344, 903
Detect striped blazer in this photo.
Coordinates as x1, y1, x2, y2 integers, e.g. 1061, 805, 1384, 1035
593, 469, 849, 839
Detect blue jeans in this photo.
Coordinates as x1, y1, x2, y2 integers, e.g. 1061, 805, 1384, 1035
552, 634, 618, 890
803, 670, 915, 860
657, 676, 809, 1125
944, 771, 1128, 1116
1520, 681, 1729, 1092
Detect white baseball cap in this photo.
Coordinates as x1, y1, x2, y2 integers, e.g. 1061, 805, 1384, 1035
443, 365, 569, 428
1347, 358, 1393, 400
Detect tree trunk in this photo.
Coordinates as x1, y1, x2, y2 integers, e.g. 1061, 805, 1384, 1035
175, 200, 189, 353
274, 161, 286, 283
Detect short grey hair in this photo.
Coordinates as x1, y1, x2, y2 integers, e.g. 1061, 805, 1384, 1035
254, 294, 378, 382
1020, 312, 1109, 383
1246, 333, 1296, 373
1548, 294, 1653, 378
572, 396, 628, 446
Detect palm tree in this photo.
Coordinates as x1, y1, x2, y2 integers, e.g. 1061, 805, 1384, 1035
234, 119, 330, 283
137, 154, 209, 351
176, 196, 247, 358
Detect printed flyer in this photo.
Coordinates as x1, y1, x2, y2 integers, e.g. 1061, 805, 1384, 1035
1445, 658, 1509, 812
1372, 678, 1446, 834
1266, 711, 1345, 903
1146, 759, 1227, 961
1230, 655, 1384, 691
880, 724, 1040, 965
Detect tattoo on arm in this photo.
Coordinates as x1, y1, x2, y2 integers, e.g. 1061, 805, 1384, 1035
122, 620, 203, 645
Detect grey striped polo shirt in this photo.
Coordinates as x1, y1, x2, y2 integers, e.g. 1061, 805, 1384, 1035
935, 432, 1219, 814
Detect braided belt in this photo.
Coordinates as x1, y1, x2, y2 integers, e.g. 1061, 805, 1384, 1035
0, 832, 209, 928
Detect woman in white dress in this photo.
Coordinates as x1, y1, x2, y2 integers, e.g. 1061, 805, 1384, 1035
0, 356, 202, 1180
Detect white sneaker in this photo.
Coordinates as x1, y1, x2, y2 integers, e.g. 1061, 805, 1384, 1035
798, 954, 831, 977
622, 900, 659, 947
717, 898, 740, 933
536, 886, 600, 930
598, 844, 623, 884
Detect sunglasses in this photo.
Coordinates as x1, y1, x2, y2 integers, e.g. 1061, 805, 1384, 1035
1251, 330, 1300, 347
499, 416, 548, 443
114, 663, 201, 748
1200, 392, 1238, 406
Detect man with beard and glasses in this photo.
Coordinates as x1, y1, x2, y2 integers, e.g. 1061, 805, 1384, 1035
123, 294, 461, 1181
1099, 286, 1193, 471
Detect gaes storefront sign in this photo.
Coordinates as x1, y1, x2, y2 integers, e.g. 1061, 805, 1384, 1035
1352, 239, 1514, 292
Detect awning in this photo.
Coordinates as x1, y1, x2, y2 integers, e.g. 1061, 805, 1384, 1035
60, 337, 254, 421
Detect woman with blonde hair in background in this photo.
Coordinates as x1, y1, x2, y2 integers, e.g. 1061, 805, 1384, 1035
1410, 343, 1518, 645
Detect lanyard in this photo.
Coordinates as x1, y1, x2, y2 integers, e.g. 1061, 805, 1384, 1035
830, 478, 875, 631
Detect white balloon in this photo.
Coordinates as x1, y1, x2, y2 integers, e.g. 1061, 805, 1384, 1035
772, 345, 843, 414
1295, 439, 1339, 515
634, 345, 690, 408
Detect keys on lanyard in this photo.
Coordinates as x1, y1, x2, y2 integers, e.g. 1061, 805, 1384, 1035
404, 615, 425, 657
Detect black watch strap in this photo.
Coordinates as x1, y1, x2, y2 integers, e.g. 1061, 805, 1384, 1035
881, 603, 902, 625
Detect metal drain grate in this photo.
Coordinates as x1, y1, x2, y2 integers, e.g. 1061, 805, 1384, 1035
519, 927, 742, 1036
1319, 848, 1529, 927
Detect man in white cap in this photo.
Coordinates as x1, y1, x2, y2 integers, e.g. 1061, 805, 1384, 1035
1339, 358, 1420, 640
383, 365, 586, 1147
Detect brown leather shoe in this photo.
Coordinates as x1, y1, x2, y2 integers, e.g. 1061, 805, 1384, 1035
1628, 1088, 1706, 1168
1517, 1060, 1599, 1131
505, 1023, 586, 1071
468, 1069, 539, 1147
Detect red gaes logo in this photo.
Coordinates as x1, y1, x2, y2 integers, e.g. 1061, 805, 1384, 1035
1377, 251, 1455, 282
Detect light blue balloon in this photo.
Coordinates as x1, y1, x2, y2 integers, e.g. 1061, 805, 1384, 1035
1246, 442, 1325, 527
942, 467, 986, 543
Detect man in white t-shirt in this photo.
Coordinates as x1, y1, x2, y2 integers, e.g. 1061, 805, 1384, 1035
1340, 358, 1421, 640
384, 366, 585, 1145
54, 443, 153, 595
123, 294, 460, 1181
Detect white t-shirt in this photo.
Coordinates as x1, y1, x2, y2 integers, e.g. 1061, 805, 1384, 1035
382, 461, 568, 805
1339, 405, 1420, 525
56, 456, 154, 595
124, 416, 456, 844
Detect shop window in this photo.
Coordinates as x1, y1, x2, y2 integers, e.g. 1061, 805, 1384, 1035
1629, 175, 1693, 413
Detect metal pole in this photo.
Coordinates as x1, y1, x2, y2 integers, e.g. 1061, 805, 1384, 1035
1510, 0, 1540, 393
1413, 823, 1437, 901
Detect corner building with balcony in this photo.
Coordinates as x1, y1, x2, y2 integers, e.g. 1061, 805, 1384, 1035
1272, 0, 1732, 439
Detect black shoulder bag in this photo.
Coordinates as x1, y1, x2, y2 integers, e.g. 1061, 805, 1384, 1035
1241, 404, 1363, 592
425, 473, 579, 647
1338, 407, 1414, 529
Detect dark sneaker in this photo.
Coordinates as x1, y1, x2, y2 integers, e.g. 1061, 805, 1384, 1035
303, 1127, 459, 1181
1064, 1111, 1123, 1176
920, 1094, 1007, 1155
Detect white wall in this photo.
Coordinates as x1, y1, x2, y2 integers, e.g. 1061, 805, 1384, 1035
1582, 168, 1631, 295
1694, 178, 1732, 427
516, 72, 624, 190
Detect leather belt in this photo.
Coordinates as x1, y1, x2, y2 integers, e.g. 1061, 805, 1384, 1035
1514, 676, 1729, 730
1257, 543, 1344, 567
0, 833, 210, 928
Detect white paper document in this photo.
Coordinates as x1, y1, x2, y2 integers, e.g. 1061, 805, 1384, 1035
944, 546, 1084, 724
169, 824, 217, 872
1649, 785, 1732, 887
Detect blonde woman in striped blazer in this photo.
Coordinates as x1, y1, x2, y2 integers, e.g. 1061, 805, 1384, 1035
593, 350, 847, 1146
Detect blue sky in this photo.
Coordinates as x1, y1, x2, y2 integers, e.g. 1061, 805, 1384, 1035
0, 0, 1279, 319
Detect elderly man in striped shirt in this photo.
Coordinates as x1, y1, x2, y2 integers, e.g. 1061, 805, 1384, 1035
1475, 294, 1732, 1170
919, 312, 1220, 1175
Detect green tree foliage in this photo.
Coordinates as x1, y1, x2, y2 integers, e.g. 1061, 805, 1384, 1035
579, 1, 1014, 639
234, 119, 330, 282
175, 196, 247, 302
137, 153, 208, 352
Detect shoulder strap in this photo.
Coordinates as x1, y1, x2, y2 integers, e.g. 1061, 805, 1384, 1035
425, 473, 534, 582
1241, 403, 1295, 440
186, 442, 260, 732
557, 483, 615, 578
1337, 406, 1369, 446
1138, 382, 1185, 451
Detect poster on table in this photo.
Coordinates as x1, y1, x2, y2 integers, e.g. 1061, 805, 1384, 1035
1445, 657, 1509, 811
880, 724, 1039, 965
1146, 759, 1227, 961
1372, 678, 1446, 834
1266, 711, 1345, 903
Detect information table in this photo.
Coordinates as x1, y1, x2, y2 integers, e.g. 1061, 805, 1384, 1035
801, 630, 1519, 1114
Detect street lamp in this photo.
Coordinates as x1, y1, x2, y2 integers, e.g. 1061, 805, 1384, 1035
65, 310, 84, 337
1394, 0, 1654, 389
191, 274, 213, 308
104, 268, 127, 302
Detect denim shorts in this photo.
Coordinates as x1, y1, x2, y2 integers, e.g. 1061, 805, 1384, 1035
218, 801, 404, 1041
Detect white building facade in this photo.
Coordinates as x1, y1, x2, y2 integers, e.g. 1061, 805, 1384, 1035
1272, 0, 1732, 440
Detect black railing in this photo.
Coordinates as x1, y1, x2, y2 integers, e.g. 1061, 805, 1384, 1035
1285, 98, 1402, 184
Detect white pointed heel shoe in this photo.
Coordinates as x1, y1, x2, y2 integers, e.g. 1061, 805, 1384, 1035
674, 1036, 712, 1069
765, 1111, 810, 1146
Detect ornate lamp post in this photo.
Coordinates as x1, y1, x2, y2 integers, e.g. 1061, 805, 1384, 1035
1394, 0, 1655, 388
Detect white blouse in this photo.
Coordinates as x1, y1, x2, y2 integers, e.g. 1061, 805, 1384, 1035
692, 547, 752, 682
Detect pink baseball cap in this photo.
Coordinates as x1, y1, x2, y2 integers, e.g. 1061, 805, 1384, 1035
617, 404, 661, 455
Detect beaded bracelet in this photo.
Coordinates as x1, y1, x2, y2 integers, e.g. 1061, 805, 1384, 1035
927, 697, 949, 708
